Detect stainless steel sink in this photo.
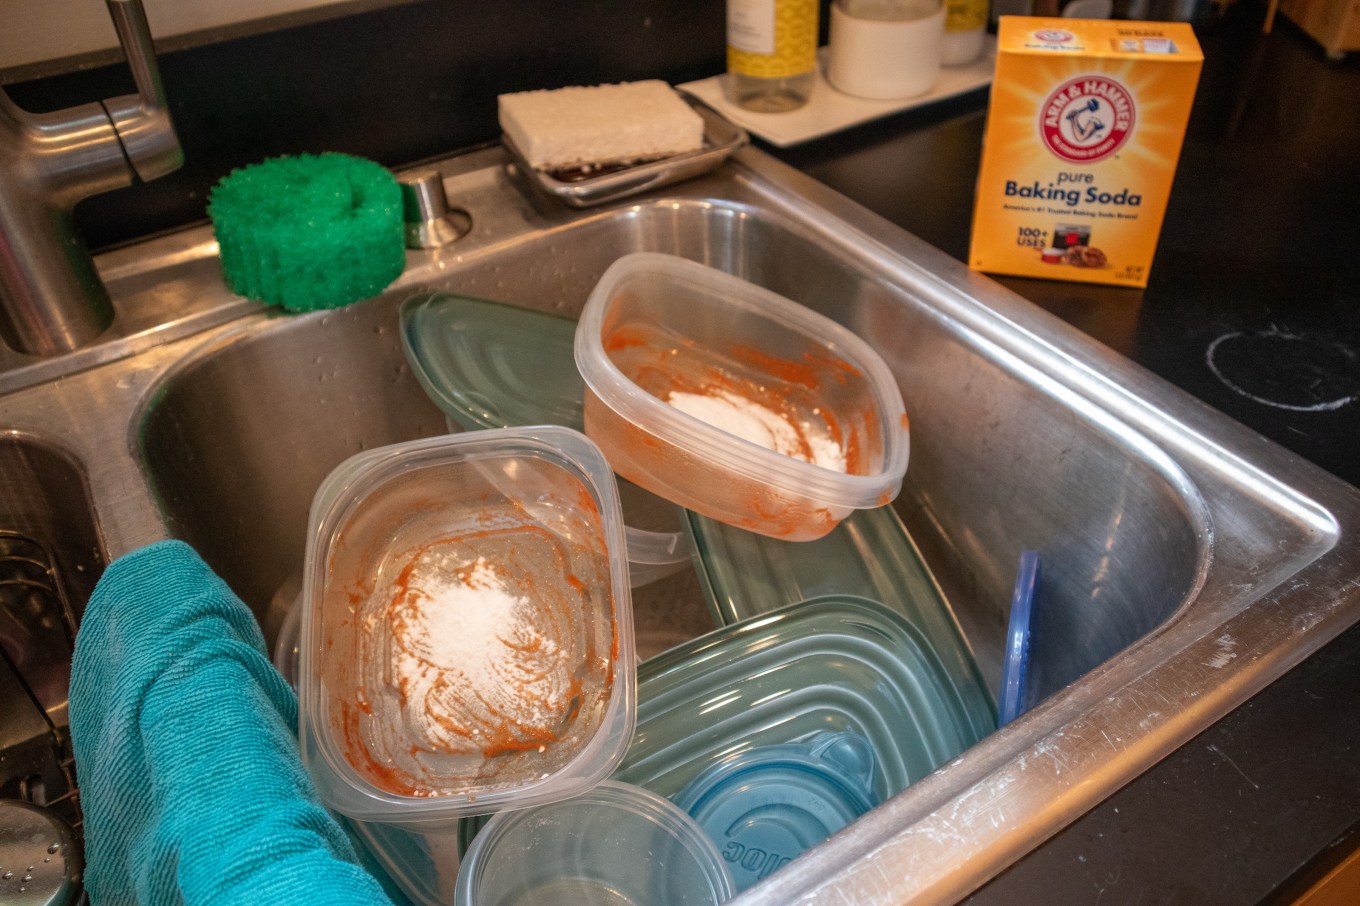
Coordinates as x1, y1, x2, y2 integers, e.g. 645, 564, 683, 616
0, 432, 105, 858
2, 144, 1357, 905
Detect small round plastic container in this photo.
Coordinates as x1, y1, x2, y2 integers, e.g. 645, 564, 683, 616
297, 426, 636, 827
455, 780, 734, 906
574, 252, 910, 542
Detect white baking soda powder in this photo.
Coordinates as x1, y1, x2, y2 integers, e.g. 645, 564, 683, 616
667, 388, 847, 472
392, 554, 569, 752
401, 557, 530, 676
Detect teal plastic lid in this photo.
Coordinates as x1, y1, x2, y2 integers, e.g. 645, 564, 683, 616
400, 292, 584, 431
617, 596, 988, 801
684, 505, 996, 735
672, 731, 879, 892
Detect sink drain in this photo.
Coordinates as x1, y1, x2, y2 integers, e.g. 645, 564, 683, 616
0, 799, 82, 905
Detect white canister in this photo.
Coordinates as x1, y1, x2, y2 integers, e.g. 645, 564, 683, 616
826, 0, 947, 100
942, 0, 988, 65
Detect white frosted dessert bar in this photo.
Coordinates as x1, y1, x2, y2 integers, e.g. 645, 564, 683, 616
498, 80, 705, 172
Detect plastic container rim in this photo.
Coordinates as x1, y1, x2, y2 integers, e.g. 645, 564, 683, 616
297, 425, 637, 826
574, 252, 910, 509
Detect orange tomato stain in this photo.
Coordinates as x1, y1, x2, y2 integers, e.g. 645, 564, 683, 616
334, 509, 618, 795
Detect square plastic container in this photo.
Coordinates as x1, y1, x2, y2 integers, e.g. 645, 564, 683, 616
574, 252, 911, 542
297, 426, 636, 828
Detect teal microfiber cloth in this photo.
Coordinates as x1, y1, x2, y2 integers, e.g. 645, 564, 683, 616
207, 152, 405, 313
68, 539, 395, 906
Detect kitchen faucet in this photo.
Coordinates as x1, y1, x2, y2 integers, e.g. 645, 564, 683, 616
0, 0, 182, 356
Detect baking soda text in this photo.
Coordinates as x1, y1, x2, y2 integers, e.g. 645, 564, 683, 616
969, 17, 1202, 288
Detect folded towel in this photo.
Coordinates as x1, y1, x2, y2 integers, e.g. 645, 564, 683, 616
69, 540, 395, 906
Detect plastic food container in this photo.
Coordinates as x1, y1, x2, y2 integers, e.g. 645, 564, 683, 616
455, 780, 734, 906
574, 252, 911, 542
297, 426, 636, 827
400, 291, 694, 587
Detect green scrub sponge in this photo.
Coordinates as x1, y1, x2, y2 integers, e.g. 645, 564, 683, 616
207, 153, 405, 312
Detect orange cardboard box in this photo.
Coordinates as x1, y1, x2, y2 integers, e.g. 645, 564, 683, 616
969, 18, 1203, 288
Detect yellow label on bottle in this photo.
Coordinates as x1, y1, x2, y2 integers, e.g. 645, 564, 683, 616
945, 0, 987, 33
727, 0, 818, 79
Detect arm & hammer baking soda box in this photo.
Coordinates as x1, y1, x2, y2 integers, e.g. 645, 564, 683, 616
969, 18, 1203, 288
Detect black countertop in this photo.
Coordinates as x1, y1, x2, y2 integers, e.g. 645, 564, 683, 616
770, 6, 1360, 902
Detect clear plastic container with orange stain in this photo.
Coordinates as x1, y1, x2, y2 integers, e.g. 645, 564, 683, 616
573, 252, 911, 542
296, 425, 636, 827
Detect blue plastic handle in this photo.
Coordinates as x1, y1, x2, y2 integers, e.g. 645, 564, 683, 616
998, 550, 1041, 727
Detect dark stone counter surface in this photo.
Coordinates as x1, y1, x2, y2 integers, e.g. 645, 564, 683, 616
772, 7, 1360, 902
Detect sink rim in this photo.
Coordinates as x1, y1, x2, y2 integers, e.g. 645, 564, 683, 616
3, 143, 1357, 906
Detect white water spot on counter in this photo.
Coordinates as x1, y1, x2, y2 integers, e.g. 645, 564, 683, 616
1207, 328, 1359, 412
1203, 633, 1238, 669
1207, 742, 1260, 790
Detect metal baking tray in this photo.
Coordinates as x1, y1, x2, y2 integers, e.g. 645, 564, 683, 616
502, 91, 749, 208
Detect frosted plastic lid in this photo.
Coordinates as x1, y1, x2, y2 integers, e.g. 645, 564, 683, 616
616, 596, 989, 799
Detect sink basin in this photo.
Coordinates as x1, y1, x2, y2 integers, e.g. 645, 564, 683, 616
2, 144, 1357, 905
0, 433, 105, 623
0, 432, 106, 840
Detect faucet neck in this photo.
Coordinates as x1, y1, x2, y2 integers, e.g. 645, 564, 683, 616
0, 89, 135, 204
0, 0, 182, 357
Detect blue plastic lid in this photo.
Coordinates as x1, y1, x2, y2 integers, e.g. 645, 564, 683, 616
671, 730, 879, 892
999, 550, 1041, 726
